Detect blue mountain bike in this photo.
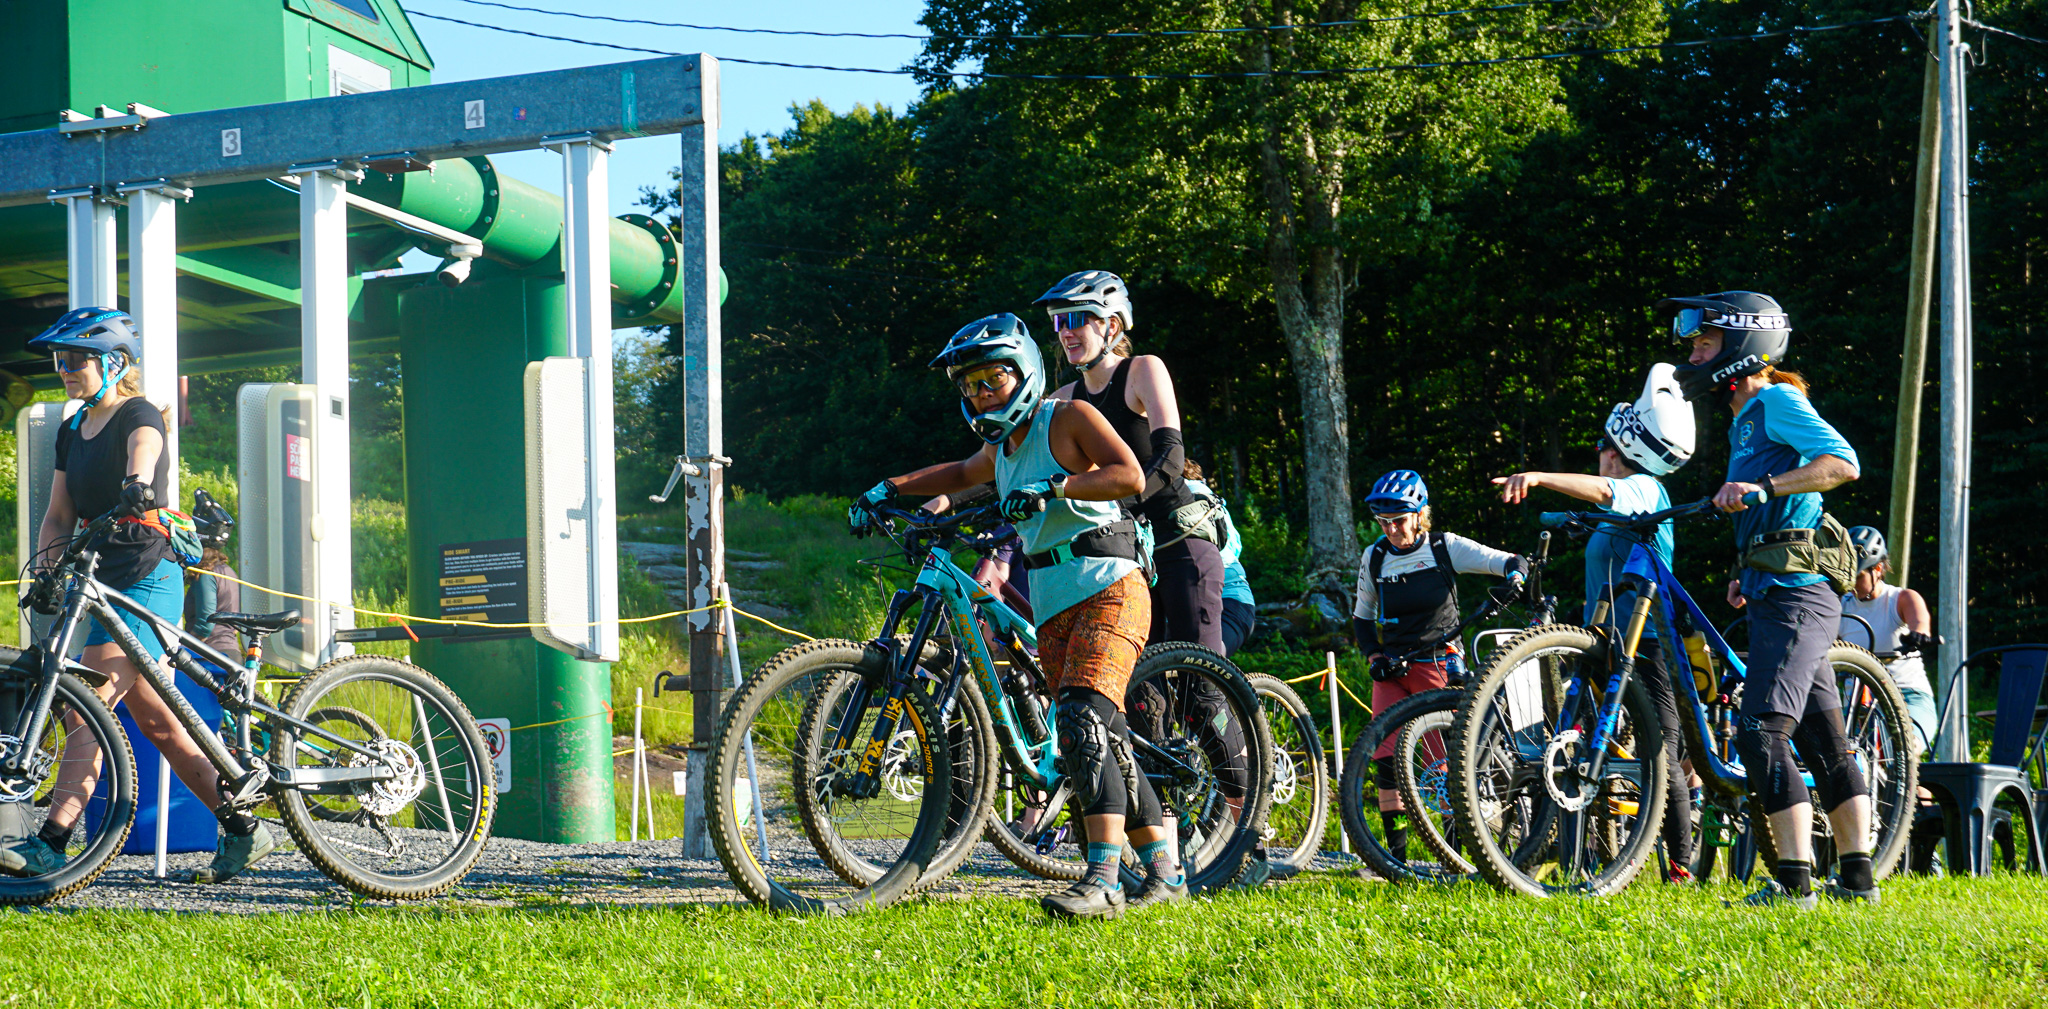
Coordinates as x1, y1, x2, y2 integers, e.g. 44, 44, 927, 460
1446, 498, 1918, 897
706, 501, 1272, 912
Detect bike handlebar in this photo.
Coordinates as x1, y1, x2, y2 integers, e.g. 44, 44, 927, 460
1540, 491, 1767, 533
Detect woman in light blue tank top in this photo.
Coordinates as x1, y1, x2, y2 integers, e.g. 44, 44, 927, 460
845, 313, 1190, 919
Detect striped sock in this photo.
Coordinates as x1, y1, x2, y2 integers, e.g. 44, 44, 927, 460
1085, 842, 1123, 889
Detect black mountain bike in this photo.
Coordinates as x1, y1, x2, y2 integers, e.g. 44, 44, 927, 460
0, 505, 494, 905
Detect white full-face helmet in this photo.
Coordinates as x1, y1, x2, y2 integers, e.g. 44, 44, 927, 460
1603, 363, 1696, 476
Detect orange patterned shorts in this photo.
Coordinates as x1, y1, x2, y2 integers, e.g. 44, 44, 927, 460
1036, 571, 1152, 711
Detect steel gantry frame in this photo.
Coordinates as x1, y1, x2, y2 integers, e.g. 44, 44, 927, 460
1, 54, 725, 688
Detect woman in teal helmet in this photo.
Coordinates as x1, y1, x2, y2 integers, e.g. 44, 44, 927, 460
1, 308, 275, 886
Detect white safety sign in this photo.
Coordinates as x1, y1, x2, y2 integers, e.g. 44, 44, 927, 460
478, 717, 511, 791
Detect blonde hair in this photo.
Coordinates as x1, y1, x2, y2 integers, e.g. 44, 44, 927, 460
1417, 506, 1434, 533
93, 360, 170, 423
1102, 315, 1134, 360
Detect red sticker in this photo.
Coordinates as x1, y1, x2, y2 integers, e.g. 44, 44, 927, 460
285, 432, 310, 481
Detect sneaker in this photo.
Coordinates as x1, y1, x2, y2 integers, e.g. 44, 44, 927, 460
0, 836, 65, 877
1726, 879, 1818, 911
1665, 864, 1695, 885
190, 824, 277, 885
1128, 874, 1189, 910
1822, 879, 1881, 905
1040, 878, 1126, 920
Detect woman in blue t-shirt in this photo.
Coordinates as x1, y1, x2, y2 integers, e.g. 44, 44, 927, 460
1494, 363, 1698, 880
1669, 291, 1871, 909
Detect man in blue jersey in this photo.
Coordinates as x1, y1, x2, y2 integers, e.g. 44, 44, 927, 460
1667, 291, 1872, 908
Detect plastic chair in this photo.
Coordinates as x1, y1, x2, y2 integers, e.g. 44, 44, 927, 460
1917, 645, 2048, 875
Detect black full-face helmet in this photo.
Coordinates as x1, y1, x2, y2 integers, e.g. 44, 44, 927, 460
1661, 291, 1791, 404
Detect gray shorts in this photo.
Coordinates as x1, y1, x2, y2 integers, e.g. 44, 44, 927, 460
1740, 580, 1843, 719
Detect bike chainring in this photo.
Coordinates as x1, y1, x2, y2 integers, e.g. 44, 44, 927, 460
1540, 729, 1593, 812
349, 739, 427, 817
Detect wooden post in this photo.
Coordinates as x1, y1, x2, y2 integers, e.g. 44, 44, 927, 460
1889, 53, 1941, 588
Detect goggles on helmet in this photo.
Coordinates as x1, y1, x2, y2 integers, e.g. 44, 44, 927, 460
1050, 310, 1105, 333
52, 350, 95, 374
955, 363, 1017, 398
1670, 308, 1710, 343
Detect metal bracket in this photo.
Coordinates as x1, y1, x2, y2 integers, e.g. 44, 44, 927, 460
364, 151, 434, 175
57, 102, 171, 137
114, 179, 195, 201
539, 132, 616, 153
286, 160, 367, 183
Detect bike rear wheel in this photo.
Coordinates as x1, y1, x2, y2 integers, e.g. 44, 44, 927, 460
1123, 643, 1272, 893
275, 656, 495, 900
1248, 673, 1329, 873
0, 669, 134, 906
1822, 643, 1918, 881
1448, 625, 1670, 897
711, 639, 951, 912
1337, 688, 1473, 881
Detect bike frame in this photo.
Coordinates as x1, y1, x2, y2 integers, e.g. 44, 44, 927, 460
4, 546, 398, 800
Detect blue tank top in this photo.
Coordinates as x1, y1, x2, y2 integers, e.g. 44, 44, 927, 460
994, 399, 1140, 626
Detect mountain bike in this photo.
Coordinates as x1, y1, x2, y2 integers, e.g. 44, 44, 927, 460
1336, 535, 1558, 882
706, 502, 1273, 912
1447, 497, 1917, 897
1247, 672, 1329, 876
0, 505, 495, 905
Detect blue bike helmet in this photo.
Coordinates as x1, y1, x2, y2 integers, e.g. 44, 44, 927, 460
1847, 526, 1887, 572
28, 307, 141, 425
928, 313, 1045, 445
1366, 470, 1428, 514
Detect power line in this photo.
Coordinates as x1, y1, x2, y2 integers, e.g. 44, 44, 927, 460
444, 0, 1579, 41
410, 9, 1925, 79
1963, 17, 2048, 45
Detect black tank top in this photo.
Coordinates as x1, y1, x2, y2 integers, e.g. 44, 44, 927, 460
1073, 358, 1197, 524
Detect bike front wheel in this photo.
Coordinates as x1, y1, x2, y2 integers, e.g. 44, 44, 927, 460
1123, 643, 1273, 893
274, 656, 496, 900
1248, 673, 1329, 874
0, 669, 134, 906
1337, 687, 1474, 882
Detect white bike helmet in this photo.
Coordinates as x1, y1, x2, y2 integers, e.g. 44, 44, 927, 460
1603, 363, 1696, 476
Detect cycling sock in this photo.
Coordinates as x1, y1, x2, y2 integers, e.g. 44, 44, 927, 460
1136, 839, 1181, 884
1837, 852, 1874, 891
215, 803, 260, 837
1774, 858, 1813, 896
1381, 812, 1409, 859
37, 820, 73, 851
1084, 842, 1123, 889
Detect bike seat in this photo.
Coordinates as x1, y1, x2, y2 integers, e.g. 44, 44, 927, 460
211, 609, 301, 635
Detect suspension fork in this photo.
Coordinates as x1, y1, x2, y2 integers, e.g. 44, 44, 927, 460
1585, 578, 1659, 787
1, 583, 93, 778
838, 589, 947, 799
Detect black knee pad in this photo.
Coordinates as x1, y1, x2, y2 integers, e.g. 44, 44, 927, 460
1793, 705, 1869, 809
1185, 679, 1250, 799
1114, 711, 1165, 830
1374, 755, 1399, 792
1057, 689, 1124, 818
1737, 712, 1809, 815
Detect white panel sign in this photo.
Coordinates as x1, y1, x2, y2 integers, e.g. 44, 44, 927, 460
478, 718, 511, 791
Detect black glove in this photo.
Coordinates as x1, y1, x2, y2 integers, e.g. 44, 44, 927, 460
1488, 578, 1525, 608
119, 476, 156, 516
1897, 630, 1937, 656
997, 482, 1052, 522
1369, 656, 1403, 683
23, 571, 59, 616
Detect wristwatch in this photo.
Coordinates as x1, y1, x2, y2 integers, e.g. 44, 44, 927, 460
1049, 473, 1068, 499
1760, 474, 1777, 501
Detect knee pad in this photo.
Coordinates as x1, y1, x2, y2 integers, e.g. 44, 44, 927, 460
1057, 690, 1116, 812
1737, 712, 1809, 815
1793, 705, 1869, 808
1374, 755, 1399, 792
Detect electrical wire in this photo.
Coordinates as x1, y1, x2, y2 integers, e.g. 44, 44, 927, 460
1963, 18, 2048, 45
410, 9, 1925, 80
444, 0, 1580, 41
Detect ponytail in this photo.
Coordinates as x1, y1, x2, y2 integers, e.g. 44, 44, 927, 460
1760, 365, 1810, 395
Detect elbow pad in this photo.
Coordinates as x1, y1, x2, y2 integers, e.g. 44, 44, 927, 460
1353, 616, 1381, 652
1143, 427, 1186, 499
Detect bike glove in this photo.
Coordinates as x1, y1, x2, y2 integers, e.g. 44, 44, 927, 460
119, 475, 156, 515
998, 481, 1053, 522
1369, 656, 1403, 683
847, 480, 898, 537
1897, 630, 1937, 656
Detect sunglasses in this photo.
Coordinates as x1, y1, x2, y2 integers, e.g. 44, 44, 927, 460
955, 363, 1016, 397
1050, 310, 1103, 333
1372, 512, 1418, 525
1670, 308, 1709, 343
52, 351, 95, 374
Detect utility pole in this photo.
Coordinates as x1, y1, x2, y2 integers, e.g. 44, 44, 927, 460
1888, 54, 1940, 588
1933, 0, 1973, 762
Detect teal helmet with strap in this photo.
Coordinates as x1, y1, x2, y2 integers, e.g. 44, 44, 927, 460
28, 307, 141, 428
929, 313, 1045, 444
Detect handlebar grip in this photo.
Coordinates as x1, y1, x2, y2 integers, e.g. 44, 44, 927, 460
1539, 512, 1575, 528
1741, 489, 1767, 506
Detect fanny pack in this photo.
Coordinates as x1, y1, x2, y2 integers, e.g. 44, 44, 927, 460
1023, 519, 1146, 572
1740, 511, 1857, 596
117, 508, 205, 568
1153, 495, 1224, 552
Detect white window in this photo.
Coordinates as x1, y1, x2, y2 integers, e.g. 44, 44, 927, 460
328, 45, 391, 96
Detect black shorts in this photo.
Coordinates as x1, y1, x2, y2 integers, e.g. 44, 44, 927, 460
1739, 580, 1843, 720
1219, 599, 1255, 657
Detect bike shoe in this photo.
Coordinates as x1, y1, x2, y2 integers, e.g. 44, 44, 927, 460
0, 836, 65, 877
1129, 874, 1189, 910
1665, 864, 1696, 885
1040, 878, 1125, 920
1726, 879, 1818, 911
1230, 855, 1274, 890
1821, 879, 1881, 905
190, 824, 277, 885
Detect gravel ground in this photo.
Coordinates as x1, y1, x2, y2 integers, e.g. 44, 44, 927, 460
22, 835, 1358, 916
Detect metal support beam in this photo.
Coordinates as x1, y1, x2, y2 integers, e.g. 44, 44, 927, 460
298, 164, 360, 664
51, 188, 118, 309
119, 180, 191, 507
1933, 0, 1972, 762
680, 56, 725, 860
545, 133, 621, 662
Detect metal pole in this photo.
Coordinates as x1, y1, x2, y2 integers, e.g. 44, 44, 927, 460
722, 587, 770, 860
680, 56, 726, 860
294, 163, 359, 664
152, 754, 170, 879
1889, 55, 1941, 588
1933, 0, 1971, 762
1327, 650, 1346, 855
50, 187, 117, 310
546, 134, 621, 662
120, 182, 190, 507
631, 687, 644, 842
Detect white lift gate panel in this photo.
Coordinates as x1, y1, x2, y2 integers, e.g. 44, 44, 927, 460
16, 401, 83, 644
525, 357, 614, 661
237, 383, 328, 671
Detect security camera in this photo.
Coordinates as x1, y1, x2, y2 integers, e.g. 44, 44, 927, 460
437, 257, 473, 287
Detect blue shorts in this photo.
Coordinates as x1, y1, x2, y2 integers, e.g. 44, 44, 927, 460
83, 558, 185, 661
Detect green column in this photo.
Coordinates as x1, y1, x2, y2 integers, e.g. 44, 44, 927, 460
397, 264, 613, 843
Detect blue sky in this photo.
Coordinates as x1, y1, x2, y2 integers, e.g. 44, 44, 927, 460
405, 0, 935, 216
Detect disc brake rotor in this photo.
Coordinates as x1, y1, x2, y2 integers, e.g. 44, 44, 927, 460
1541, 729, 1592, 812
0, 735, 48, 803
879, 729, 925, 803
349, 738, 426, 817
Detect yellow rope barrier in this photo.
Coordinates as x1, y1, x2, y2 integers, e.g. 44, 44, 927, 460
507, 707, 612, 733
1267, 663, 1374, 714
728, 605, 816, 642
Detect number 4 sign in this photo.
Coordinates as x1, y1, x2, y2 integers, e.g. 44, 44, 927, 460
464, 100, 485, 130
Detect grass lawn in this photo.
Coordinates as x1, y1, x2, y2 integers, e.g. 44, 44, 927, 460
5, 873, 2044, 1008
